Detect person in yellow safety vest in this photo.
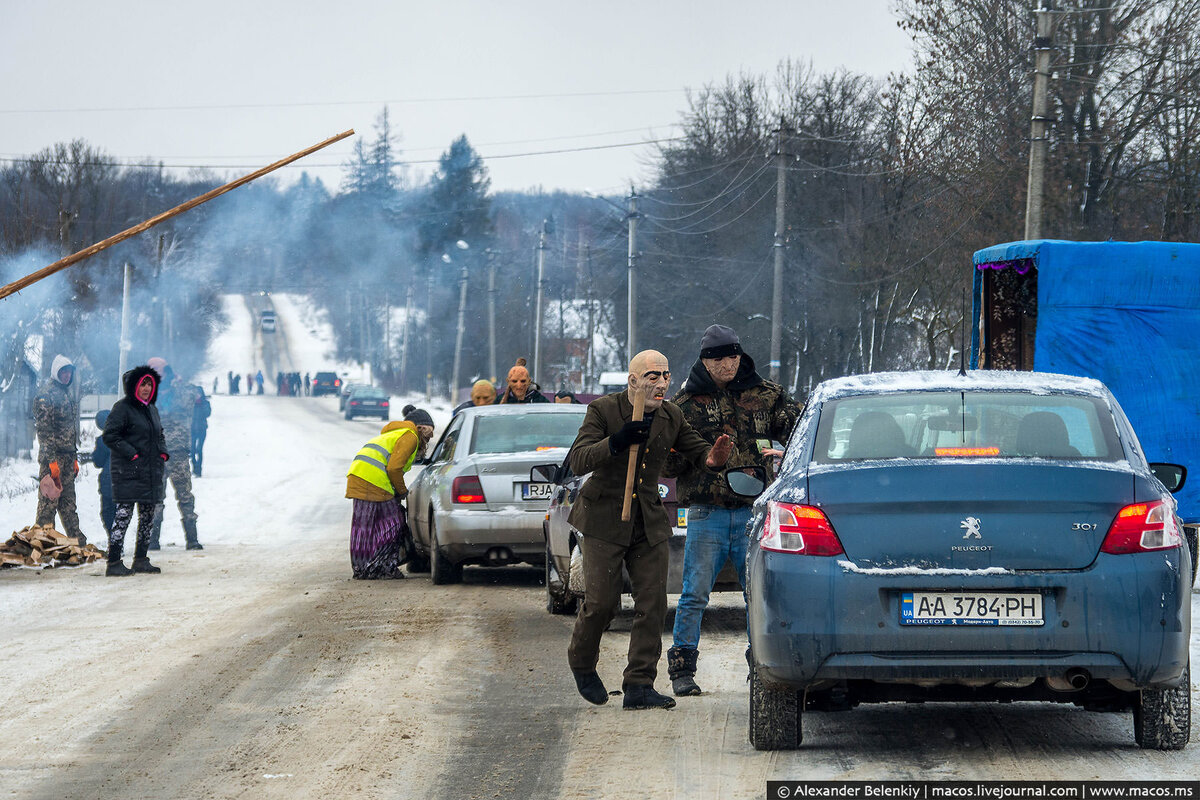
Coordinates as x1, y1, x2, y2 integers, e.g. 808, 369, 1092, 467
345, 408, 435, 579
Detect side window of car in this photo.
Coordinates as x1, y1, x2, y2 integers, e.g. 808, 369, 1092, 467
430, 418, 463, 464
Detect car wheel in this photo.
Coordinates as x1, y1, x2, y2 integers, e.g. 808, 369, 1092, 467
749, 664, 802, 750
1133, 660, 1190, 750
430, 515, 462, 585
545, 539, 578, 615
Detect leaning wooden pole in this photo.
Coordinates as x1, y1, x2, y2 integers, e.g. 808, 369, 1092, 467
620, 388, 647, 523
0, 129, 354, 302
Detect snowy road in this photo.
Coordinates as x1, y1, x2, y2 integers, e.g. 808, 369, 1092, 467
0, 296, 1196, 799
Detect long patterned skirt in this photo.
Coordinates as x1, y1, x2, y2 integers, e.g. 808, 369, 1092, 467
349, 498, 411, 579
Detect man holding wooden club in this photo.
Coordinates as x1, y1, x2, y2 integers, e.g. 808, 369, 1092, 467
566, 349, 733, 710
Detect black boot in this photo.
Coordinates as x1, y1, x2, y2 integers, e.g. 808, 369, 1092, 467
572, 669, 609, 705
106, 542, 133, 577
623, 684, 676, 710
184, 518, 203, 550
667, 646, 702, 696
131, 537, 160, 574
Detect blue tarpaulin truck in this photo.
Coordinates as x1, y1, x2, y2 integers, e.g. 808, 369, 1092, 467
969, 239, 1200, 556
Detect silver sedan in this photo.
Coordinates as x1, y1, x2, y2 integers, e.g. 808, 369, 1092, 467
407, 403, 587, 584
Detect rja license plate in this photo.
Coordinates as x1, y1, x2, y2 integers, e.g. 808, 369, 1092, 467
900, 591, 1043, 626
521, 482, 554, 500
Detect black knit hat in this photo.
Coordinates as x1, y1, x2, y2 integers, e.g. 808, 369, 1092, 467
402, 404, 435, 428
698, 324, 743, 359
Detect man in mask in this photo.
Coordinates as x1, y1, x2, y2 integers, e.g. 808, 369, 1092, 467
34, 354, 86, 544
664, 324, 802, 696
566, 349, 733, 710
452, 379, 496, 416
496, 358, 548, 404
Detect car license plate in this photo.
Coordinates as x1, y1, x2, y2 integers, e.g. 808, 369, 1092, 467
361, 401, 377, 406
900, 592, 1043, 626
521, 482, 553, 500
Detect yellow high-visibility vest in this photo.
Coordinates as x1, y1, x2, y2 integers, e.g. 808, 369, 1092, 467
347, 427, 417, 496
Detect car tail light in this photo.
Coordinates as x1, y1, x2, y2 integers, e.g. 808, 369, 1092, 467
1101, 499, 1182, 554
452, 476, 486, 504
334, 379, 341, 387
761, 501, 844, 556
380, 401, 389, 407
350, 400, 359, 406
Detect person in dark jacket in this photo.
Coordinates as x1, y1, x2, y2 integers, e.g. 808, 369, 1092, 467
495, 358, 549, 404
663, 324, 802, 696
191, 385, 211, 476
566, 349, 732, 710
91, 410, 115, 535
452, 379, 497, 416
102, 365, 168, 576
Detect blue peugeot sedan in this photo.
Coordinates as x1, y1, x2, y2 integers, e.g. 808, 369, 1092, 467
745, 371, 1192, 751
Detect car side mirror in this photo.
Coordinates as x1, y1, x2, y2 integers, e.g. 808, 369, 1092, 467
530, 464, 559, 484
1149, 462, 1187, 493
725, 466, 767, 498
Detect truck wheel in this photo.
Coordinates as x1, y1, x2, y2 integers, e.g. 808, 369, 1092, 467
749, 664, 802, 750
430, 516, 462, 585
1134, 661, 1191, 750
545, 541, 577, 615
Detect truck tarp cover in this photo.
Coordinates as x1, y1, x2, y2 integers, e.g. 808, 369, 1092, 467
973, 240, 1200, 521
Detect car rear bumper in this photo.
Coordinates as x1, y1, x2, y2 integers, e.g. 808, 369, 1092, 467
748, 547, 1191, 690
439, 508, 546, 564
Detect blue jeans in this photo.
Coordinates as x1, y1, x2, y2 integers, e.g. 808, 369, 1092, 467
672, 504, 751, 650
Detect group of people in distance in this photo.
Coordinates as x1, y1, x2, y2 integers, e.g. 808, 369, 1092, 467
342, 325, 802, 710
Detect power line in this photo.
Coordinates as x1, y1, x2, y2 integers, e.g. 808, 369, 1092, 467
0, 136, 685, 171
0, 88, 687, 115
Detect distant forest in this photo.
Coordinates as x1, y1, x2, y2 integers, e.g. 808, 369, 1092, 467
3, 0, 1198, 399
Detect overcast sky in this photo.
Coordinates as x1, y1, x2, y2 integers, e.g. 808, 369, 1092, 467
2, 1, 913, 195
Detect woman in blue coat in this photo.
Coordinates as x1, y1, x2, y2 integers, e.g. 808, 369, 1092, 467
101, 365, 169, 576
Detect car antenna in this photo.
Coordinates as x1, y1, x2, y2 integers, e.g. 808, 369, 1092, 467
958, 287, 967, 377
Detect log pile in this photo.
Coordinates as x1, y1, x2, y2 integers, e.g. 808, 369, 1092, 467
0, 525, 105, 568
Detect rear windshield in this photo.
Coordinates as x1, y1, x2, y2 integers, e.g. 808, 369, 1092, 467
471, 412, 584, 455
813, 391, 1122, 463
353, 388, 386, 398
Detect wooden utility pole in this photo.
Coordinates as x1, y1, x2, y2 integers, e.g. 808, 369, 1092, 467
770, 119, 793, 384
533, 225, 547, 384
399, 284, 413, 391
626, 188, 639, 360
1024, 7, 1055, 240
486, 249, 497, 382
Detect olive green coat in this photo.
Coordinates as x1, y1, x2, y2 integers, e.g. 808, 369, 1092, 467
568, 391, 714, 547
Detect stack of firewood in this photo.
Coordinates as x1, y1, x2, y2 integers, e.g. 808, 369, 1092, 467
0, 525, 105, 568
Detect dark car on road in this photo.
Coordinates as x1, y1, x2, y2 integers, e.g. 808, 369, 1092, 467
312, 372, 340, 397
538, 462, 740, 615
744, 371, 1192, 751
344, 385, 390, 420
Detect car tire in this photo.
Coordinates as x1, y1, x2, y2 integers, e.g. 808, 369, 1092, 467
1133, 660, 1190, 750
546, 540, 578, 615
749, 664, 802, 750
430, 515, 462, 585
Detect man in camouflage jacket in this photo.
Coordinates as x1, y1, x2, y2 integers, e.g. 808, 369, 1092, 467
34, 354, 86, 543
663, 325, 802, 696
147, 360, 203, 550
